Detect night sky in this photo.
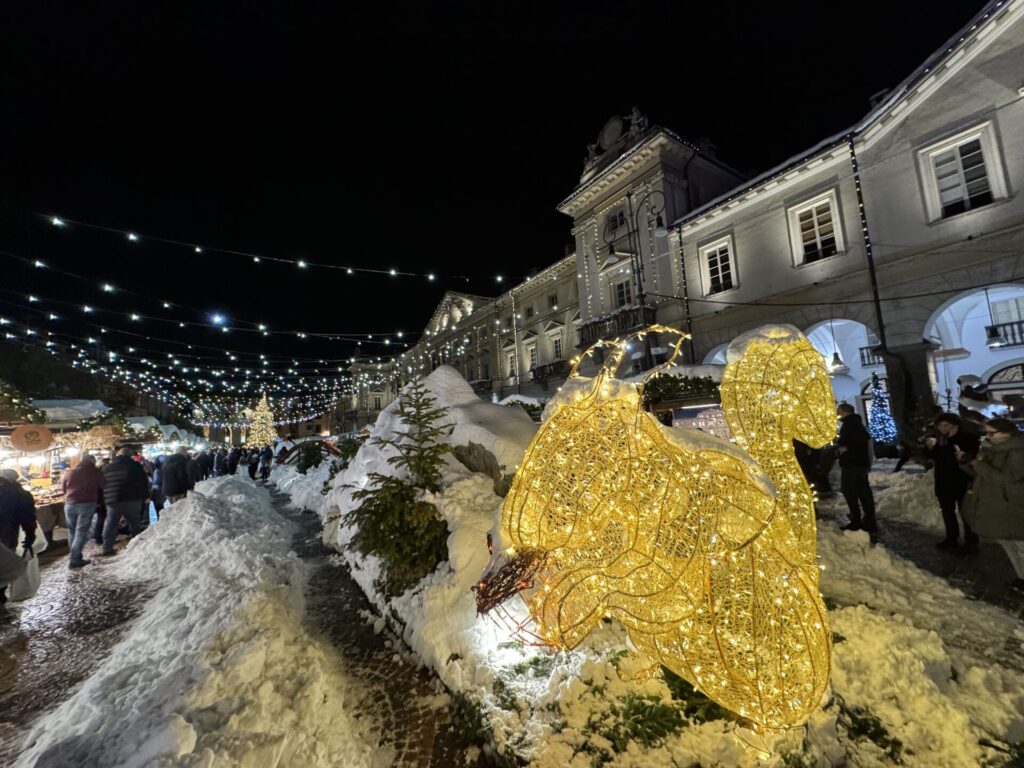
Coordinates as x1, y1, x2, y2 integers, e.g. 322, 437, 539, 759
0, 0, 982, 395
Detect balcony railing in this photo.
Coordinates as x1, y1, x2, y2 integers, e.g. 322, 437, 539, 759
469, 378, 493, 396
859, 346, 884, 367
530, 359, 569, 381
987, 320, 1024, 348
577, 305, 657, 347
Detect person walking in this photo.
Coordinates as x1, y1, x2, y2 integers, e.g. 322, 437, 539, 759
150, 455, 166, 521
961, 419, 1024, 591
61, 454, 105, 568
197, 449, 214, 481
212, 448, 227, 477
0, 469, 37, 604
835, 403, 877, 533
226, 447, 241, 476
161, 447, 194, 504
924, 413, 980, 553
99, 447, 150, 556
259, 445, 273, 482
247, 449, 260, 480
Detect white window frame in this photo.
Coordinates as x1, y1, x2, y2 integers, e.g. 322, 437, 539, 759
548, 331, 563, 361
699, 235, 737, 295
611, 276, 633, 308
372, 393, 383, 411
787, 189, 844, 266
916, 122, 1007, 222
506, 351, 517, 379
526, 343, 538, 370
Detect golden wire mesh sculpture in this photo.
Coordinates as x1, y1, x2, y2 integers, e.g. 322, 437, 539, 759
477, 324, 835, 728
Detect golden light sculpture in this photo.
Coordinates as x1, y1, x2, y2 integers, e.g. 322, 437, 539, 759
479, 324, 835, 729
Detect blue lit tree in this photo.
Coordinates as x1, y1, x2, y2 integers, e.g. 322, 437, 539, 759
867, 373, 898, 444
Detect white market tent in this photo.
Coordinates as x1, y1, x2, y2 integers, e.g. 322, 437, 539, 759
32, 399, 110, 425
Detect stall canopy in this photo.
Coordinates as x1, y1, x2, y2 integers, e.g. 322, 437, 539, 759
32, 399, 109, 425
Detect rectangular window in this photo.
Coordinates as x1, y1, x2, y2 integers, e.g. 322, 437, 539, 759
702, 240, 734, 294
551, 336, 563, 360
918, 122, 1007, 222
797, 201, 838, 263
932, 139, 993, 217
525, 306, 534, 318
612, 279, 633, 308
607, 209, 625, 231
504, 316, 512, 328
527, 345, 538, 369
507, 352, 516, 378
992, 297, 1024, 325
482, 361, 490, 379
372, 395, 382, 411
548, 293, 558, 308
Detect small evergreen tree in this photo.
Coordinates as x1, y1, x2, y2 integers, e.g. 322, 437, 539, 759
321, 437, 361, 495
374, 378, 454, 493
867, 373, 898, 444
347, 378, 454, 596
296, 441, 324, 475
0, 379, 46, 423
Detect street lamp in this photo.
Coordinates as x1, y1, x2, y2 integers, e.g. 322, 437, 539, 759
602, 189, 667, 371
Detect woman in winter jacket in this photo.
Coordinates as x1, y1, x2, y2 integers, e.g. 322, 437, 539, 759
961, 418, 1024, 591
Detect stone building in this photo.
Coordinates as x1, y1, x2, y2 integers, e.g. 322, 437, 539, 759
352, 0, 1024, 426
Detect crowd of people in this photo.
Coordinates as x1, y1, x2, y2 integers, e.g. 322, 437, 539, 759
827, 405, 1024, 592
0, 443, 279, 593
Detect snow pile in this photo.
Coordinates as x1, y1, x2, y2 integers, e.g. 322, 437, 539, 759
16, 477, 387, 768
271, 460, 333, 519
818, 466, 944, 533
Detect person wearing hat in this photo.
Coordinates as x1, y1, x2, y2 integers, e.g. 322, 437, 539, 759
61, 454, 105, 568
0, 469, 36, 603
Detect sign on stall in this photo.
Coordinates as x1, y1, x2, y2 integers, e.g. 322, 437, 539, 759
10, 425, 53, 452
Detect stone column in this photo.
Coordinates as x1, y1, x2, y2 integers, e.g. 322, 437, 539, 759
880, 340, 937, 435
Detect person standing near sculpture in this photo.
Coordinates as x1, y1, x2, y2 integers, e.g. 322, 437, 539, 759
835, 403, 877, 533
100, 447, 150, 556
925, 413, 980, 553
61, 454, 105, 568
961, 418, 1024, 591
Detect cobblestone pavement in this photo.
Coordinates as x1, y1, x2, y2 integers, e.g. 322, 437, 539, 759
270, 488, 494, 768
0, 535, 150, 764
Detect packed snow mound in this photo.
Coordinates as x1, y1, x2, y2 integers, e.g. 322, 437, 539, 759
17, 477, 386, 768
417, 365, 537, 471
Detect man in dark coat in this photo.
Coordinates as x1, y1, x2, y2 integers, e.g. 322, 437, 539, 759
197, 449, 214, 481
836, 403, 877, 533
100, 447, 150, 555
226, 447, 241, 476
924, 412, 980, 553
161, 447, 194, 504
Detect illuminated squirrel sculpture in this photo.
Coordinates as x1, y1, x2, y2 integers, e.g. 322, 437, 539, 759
477, 325, 835, 729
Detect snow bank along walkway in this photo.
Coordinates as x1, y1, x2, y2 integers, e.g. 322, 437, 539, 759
0, 550, 151, 764
269, 486, 493, 768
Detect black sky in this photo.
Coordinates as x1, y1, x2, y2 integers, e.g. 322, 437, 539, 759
0, 0, 983, 389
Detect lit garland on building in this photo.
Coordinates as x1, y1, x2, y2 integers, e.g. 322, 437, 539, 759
478, 324, 834, 729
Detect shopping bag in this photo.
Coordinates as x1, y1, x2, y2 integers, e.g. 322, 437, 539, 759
9, 552, 40, 602
17, 523, 48, 556
0, 543, 27, 586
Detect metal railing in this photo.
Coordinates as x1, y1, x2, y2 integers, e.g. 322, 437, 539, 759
577, 305, 657, 347
859, 346, 884, 367
530, 359, 569, 381
987, 320, 1024, 347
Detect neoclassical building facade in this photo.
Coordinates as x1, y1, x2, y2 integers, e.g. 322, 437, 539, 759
351, 0, 1024, 426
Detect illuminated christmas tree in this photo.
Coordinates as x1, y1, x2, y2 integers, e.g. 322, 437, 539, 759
867, 372, 898, 444
247, 393, 278, 447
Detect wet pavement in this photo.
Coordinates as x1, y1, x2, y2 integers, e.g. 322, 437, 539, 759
271, 487, 494, 768
0, 532, 150, 764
